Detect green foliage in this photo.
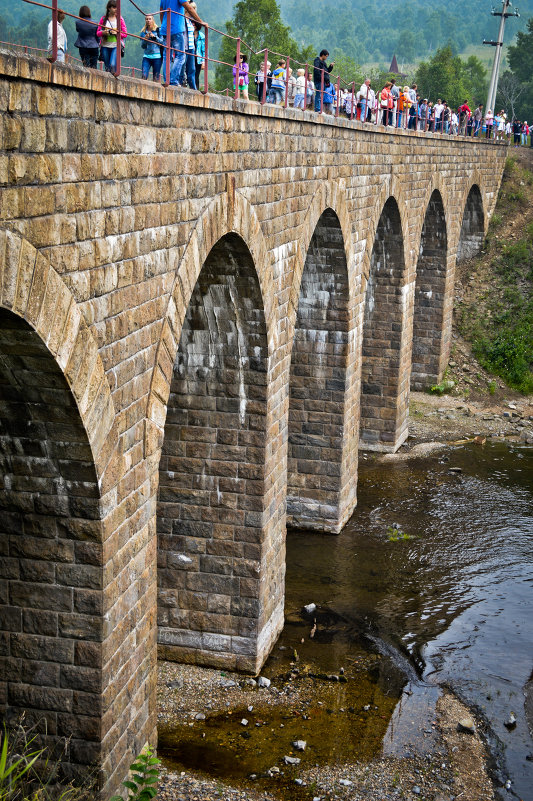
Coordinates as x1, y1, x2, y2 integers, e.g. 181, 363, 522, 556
110, 747, 161, 801
214, 0, 305, 90
415, 46, 487, 108
428, 378, 455, 396
0, 722, 94, 801
488, 380, 497, 395
387, 526, 414, 542
0, 727, 41, 799
507, 17, 533, 120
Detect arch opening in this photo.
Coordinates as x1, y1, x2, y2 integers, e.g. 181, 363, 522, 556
411, 190, 449, 389
287, 209, 351, 532
457, 185, 484, 262
0, 308, 103, 782
360, 197, 407, 451
157, 233, 270, 670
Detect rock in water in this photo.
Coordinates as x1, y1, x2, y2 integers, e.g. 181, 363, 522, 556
504, 713, 517, 730
339, 779, 353, 786
284, 755, 301, 765
241, 718, 248, 726
257, 676, 271, 688
457, 717, 475, 734
303, 603, 317, 615
292, 740, 307, 751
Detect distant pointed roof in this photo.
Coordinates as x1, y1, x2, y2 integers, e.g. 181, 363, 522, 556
389, 54, 399, 73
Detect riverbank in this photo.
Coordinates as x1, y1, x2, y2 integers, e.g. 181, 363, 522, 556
157, 661, 494, 801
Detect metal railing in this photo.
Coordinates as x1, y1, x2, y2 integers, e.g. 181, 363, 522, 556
11, 0, 504, 139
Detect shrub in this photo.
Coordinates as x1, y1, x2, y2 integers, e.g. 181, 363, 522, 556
110, 747, 160, 801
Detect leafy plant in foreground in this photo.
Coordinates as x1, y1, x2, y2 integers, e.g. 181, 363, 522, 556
110, 747, 160, 801
0, 726, 41, 799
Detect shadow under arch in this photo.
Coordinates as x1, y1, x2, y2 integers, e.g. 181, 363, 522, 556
146, 191, 276, 450
156, 231, 282, 672
287, 207, 357, 533
411, 189, 449, 389
457, 184, 485, 263
360, 196, 409, 452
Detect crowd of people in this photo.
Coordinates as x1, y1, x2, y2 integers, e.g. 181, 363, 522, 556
46, 4, 531, 143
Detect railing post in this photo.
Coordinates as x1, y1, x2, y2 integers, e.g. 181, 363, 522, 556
115, 0, 121, 76
261, 50, 268, 105
164, 9, 171, 87
335, 75, 340, 117
350, 81, 355, 120
203, 24, 208, 94
51, 0, 58, 62
284, 56, 290, 108
303, 62, 308, 114
234, 38, 241, 100
319, 67, 324, 114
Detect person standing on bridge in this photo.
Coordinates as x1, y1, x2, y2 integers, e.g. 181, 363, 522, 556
358, 78, 374, 123
97, 1, 127, 75
75, 6, 99, 68
313, 49, 334, 113
158, 0, 204, 87
47, 8, 67, 63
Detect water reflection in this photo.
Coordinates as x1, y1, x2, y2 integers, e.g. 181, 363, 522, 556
285, 441, 533, 797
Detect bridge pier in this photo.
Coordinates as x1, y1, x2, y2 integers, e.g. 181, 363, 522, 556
287, 210, 358, 531
360, 198, 411, 453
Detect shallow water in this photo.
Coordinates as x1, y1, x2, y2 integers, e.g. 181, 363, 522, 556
160, 441, 533, 799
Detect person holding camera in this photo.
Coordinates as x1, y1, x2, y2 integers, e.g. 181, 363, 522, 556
141, 14, 163, 81
313, 49, 334, 113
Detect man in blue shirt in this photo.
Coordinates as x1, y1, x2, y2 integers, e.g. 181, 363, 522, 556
160, 0, 204, 86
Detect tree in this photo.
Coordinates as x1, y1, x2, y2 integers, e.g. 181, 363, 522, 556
215, 0, 302, 91
415, 45, 487, 109
496, 71, 525, 120
396, 30, 417, 65
507, 17, 533, 121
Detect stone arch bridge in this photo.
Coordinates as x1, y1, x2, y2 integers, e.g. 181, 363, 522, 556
0, 53, 505, 796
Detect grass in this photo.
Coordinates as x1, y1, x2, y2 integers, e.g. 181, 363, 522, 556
457, 154, 533, 395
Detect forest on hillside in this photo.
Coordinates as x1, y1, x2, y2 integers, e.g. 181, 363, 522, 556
1, 0, 531, 68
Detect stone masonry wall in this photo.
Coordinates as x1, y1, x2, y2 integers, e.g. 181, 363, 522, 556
411, 190, 448, 389
0, 51, 506, 797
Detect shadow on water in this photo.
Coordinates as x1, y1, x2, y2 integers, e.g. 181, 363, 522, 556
159, 441, 533, 798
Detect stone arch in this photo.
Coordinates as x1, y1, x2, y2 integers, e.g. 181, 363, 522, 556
0, 231, 113, 786
457, 184, 485, 263
288, 181, 355, 333
360, 196, 409, 452
146, 191, 275, 452
287, 207, 357, 533
156, 230, 281, 672
411, 189, 449, 389
360, 175, 409, 288
0, 229, 117, 487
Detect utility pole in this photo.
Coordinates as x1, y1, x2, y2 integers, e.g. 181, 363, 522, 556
483, 0, 520, 114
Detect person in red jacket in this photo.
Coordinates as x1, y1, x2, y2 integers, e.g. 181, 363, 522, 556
458, 102, 471, 135
379, 82, 394, 127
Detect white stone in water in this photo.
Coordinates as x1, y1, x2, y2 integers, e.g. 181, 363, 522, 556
257, 676, 271, 688
303, 603, 317, 615
339, 779, 353, 786
284, 755, 301, 765
292, 740, 306, 751
241, 718, 248, 726
457, 717, 475, 734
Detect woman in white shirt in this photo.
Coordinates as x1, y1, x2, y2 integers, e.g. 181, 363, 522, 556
47, 9, 67, 63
